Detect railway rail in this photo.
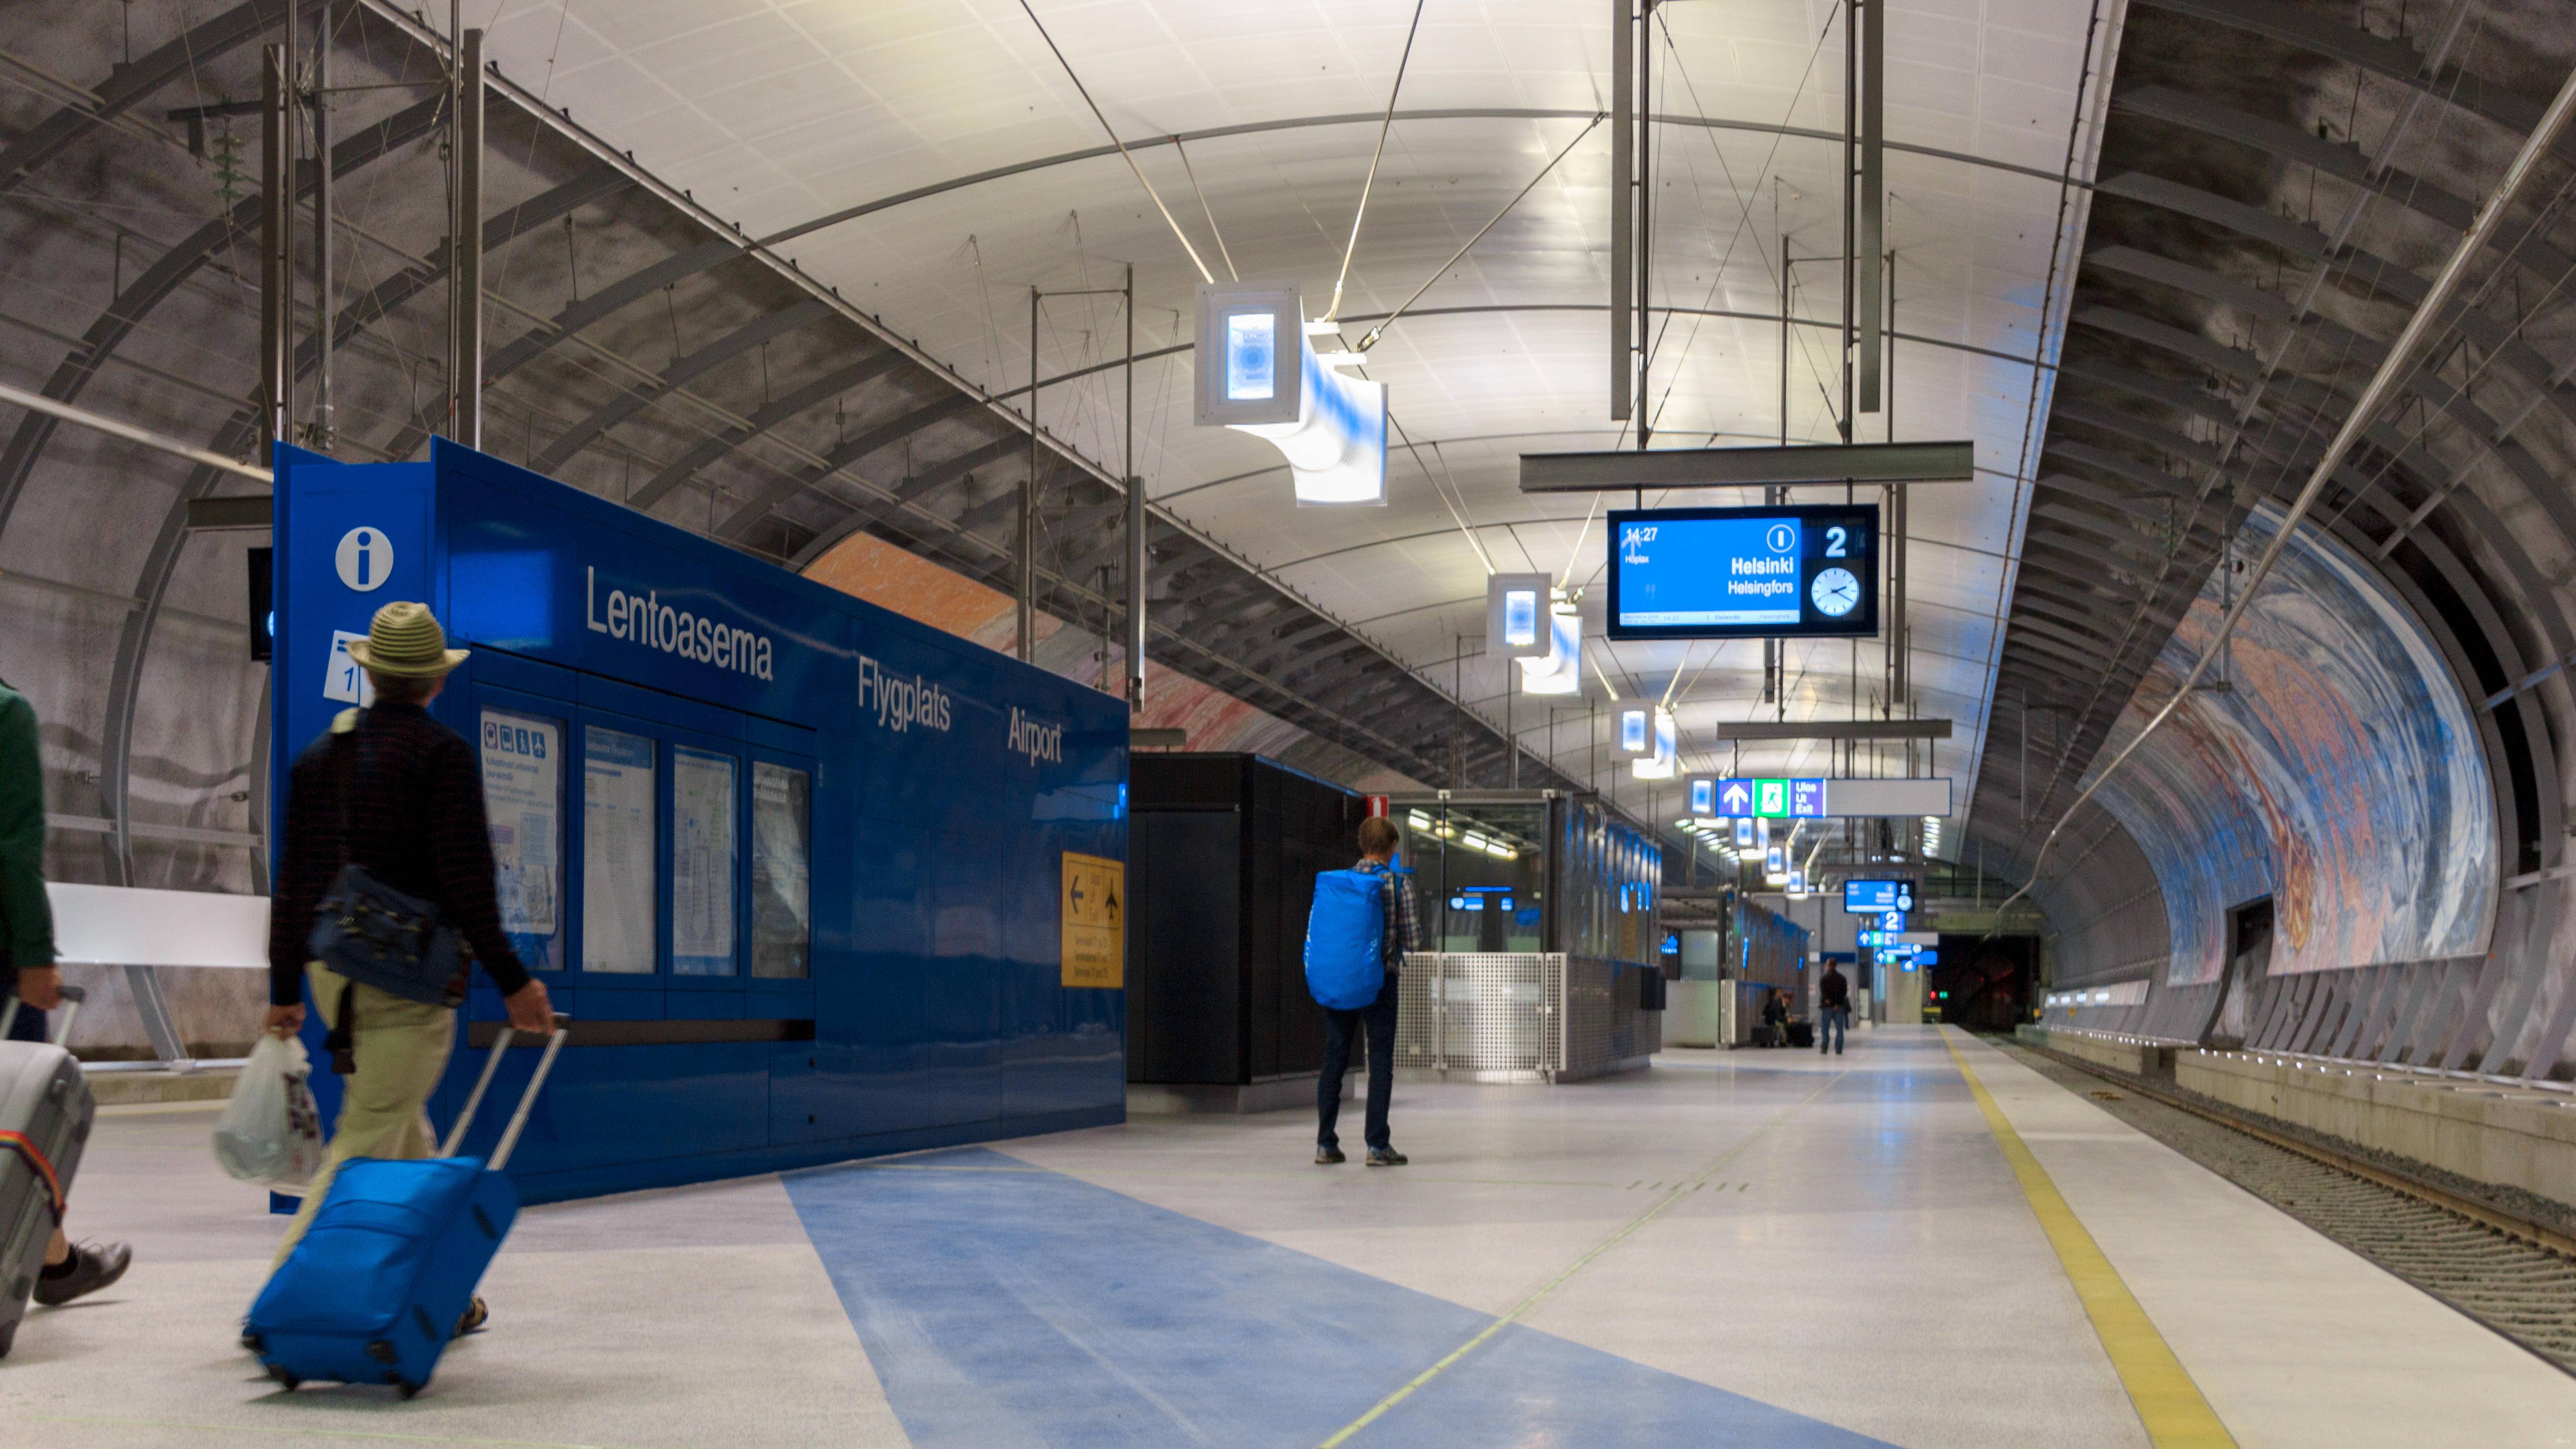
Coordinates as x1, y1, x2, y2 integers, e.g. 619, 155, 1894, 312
1997, 1036, 2576, 1376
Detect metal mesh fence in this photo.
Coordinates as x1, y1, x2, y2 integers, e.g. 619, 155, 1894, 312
1392, 953, 1657, 1083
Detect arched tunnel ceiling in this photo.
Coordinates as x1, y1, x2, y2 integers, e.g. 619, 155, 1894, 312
1969, 0, 2576, 976
459, 0, 2105, 827
3, 0, 2573, 905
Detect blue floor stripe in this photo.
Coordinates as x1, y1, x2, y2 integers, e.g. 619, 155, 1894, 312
783, 1146, 1900, 1449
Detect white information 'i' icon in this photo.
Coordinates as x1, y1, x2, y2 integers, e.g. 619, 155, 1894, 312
1765, 523, 1794, 553
335, 527, 392, 591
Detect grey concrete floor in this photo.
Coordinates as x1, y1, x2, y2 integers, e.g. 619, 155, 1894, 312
5, 1027, 2569, 1448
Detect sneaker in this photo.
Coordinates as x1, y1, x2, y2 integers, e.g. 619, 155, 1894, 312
1315, 1145, 1346, 1165
454, 1296, 488, 1338
1365, 1147, 1408, 1167
33, 1241, 131, 1307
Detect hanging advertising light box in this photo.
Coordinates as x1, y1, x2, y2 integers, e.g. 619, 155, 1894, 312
1618, 706, 1650, 755
1631, 704, 1676, 778
1195, 281, 1387, 506
1487, 572, 1553, 660
1516, 600, 1584, 696
1607, 504, 1878, 640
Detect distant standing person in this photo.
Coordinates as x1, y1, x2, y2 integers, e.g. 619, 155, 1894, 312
1313, 815, 1419, 1167
0, 674, 132, 1306
1818, 960, 1852, 1055
261, 604, 553, 1334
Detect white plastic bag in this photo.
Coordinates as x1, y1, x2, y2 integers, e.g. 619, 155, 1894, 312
213, 1034, 324, 1188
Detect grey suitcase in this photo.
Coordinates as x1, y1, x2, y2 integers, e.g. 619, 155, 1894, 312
0, 985, 92, 1359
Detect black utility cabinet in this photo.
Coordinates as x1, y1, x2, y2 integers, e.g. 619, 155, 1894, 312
1127, 753, 1364, 1096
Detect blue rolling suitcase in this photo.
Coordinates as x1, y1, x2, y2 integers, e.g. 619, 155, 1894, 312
244, 1018, 567, 1398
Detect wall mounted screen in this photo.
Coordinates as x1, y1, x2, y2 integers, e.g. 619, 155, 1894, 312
1607, 504, 1878, 640
1843, 879, 1914, 915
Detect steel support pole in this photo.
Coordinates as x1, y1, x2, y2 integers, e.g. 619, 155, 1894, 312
1124, 263, 1143, 710
1855, 0, 1882, 413
260, 45, 292, 451
448, 27, 484, 448
1609, 0, 1632, 423
1838, 0, 1855, 443
1021, 287, 1038, 662
312, 0, 334, 448
1635, 0, 1652, 451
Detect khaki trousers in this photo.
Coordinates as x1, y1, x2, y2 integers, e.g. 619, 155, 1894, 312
269, 963, 455, 1267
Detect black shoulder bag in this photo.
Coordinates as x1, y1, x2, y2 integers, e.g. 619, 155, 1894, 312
305, 714, 470, 1030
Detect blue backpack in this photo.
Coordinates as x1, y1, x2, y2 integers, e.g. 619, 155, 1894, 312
1304, 869, 1388, 1010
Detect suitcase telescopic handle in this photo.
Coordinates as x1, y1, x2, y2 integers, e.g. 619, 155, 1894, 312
0, 983, 86, 1047
439, 1014, 571, 1169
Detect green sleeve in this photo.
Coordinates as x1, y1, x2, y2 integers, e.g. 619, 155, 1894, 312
0, 690, 54, 978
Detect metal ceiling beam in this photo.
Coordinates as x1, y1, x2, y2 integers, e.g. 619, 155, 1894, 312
625, 350, 909, 513
760, 106, 2092, 252
1519, 439, 1974, 491
712, 393, 981, 539
532, 298, 830, 474
0, 0, 294, 194
0, 92, 444, 533
1715, 719, 1951, 741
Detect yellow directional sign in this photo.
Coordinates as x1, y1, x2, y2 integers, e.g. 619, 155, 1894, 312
1060, 851, 1125, 989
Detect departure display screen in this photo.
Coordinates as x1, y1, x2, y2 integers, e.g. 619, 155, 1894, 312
1844, 879, 1915, 915
1607, 504, 1878, 640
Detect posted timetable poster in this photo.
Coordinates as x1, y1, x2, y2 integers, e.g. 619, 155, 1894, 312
672, 746, 737, 975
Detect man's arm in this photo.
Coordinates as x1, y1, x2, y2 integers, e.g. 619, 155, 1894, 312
1394, 871, 1423, 955
267, 739, 339, 1007
0, 690, 55, 997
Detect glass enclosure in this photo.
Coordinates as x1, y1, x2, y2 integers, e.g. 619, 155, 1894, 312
1389, 793, 1661, 967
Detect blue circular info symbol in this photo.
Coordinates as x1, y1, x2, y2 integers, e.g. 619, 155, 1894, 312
1765, 523, 1794, 553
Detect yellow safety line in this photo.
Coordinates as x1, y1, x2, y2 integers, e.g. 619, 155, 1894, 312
1942, 1031, 2237, 1448
1312, 1069, 1847, 1449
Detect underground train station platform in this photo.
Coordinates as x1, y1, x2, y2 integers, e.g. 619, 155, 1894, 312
7, 1028, 2570, 1449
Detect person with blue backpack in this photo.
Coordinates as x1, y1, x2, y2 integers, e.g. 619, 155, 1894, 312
1305, 815, 1419, 1166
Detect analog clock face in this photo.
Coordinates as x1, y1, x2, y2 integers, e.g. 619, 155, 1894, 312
1810, 566, 1861, 618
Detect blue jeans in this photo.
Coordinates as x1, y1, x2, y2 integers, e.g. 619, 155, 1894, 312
3, 1000, 43, 1043
1819, 1005, 1848, 1053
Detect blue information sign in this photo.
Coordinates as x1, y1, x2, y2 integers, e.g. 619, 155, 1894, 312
1843, 878, 1915, 915
1879, 909, 1906, 932
1607, 504, 1878, 641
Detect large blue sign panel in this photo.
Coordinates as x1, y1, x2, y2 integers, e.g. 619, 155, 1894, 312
270, 439, 1127, 1206
1606, 504, 1879, 640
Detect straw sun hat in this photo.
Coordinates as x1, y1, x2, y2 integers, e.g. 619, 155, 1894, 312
345, 600, 470, 678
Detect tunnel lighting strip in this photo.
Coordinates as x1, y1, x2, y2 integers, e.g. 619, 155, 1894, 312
0, 380, 273, 483
1993, 58, 2576, 924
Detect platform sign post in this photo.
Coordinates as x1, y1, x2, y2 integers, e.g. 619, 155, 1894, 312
1061, 851, 1125, 989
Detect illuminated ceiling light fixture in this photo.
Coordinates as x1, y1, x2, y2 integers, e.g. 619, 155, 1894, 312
1631, 705, 1677, 778
1617, 705, 1651, 755
1517, 593, 1584, 696
1195, 282, 1386, 505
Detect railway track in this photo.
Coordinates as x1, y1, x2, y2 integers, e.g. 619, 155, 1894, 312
1995, 1036, 2576, 1376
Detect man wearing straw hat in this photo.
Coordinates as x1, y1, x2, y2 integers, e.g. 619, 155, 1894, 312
261, 603, 553, 1330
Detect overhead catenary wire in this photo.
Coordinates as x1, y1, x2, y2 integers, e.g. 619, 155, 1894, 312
1325, 0, 1429, 322
1170, 135, 1238, 282
1990, 50, 2576, 924
1014, 0, 1216, 284
1358, 114, 1605, 352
